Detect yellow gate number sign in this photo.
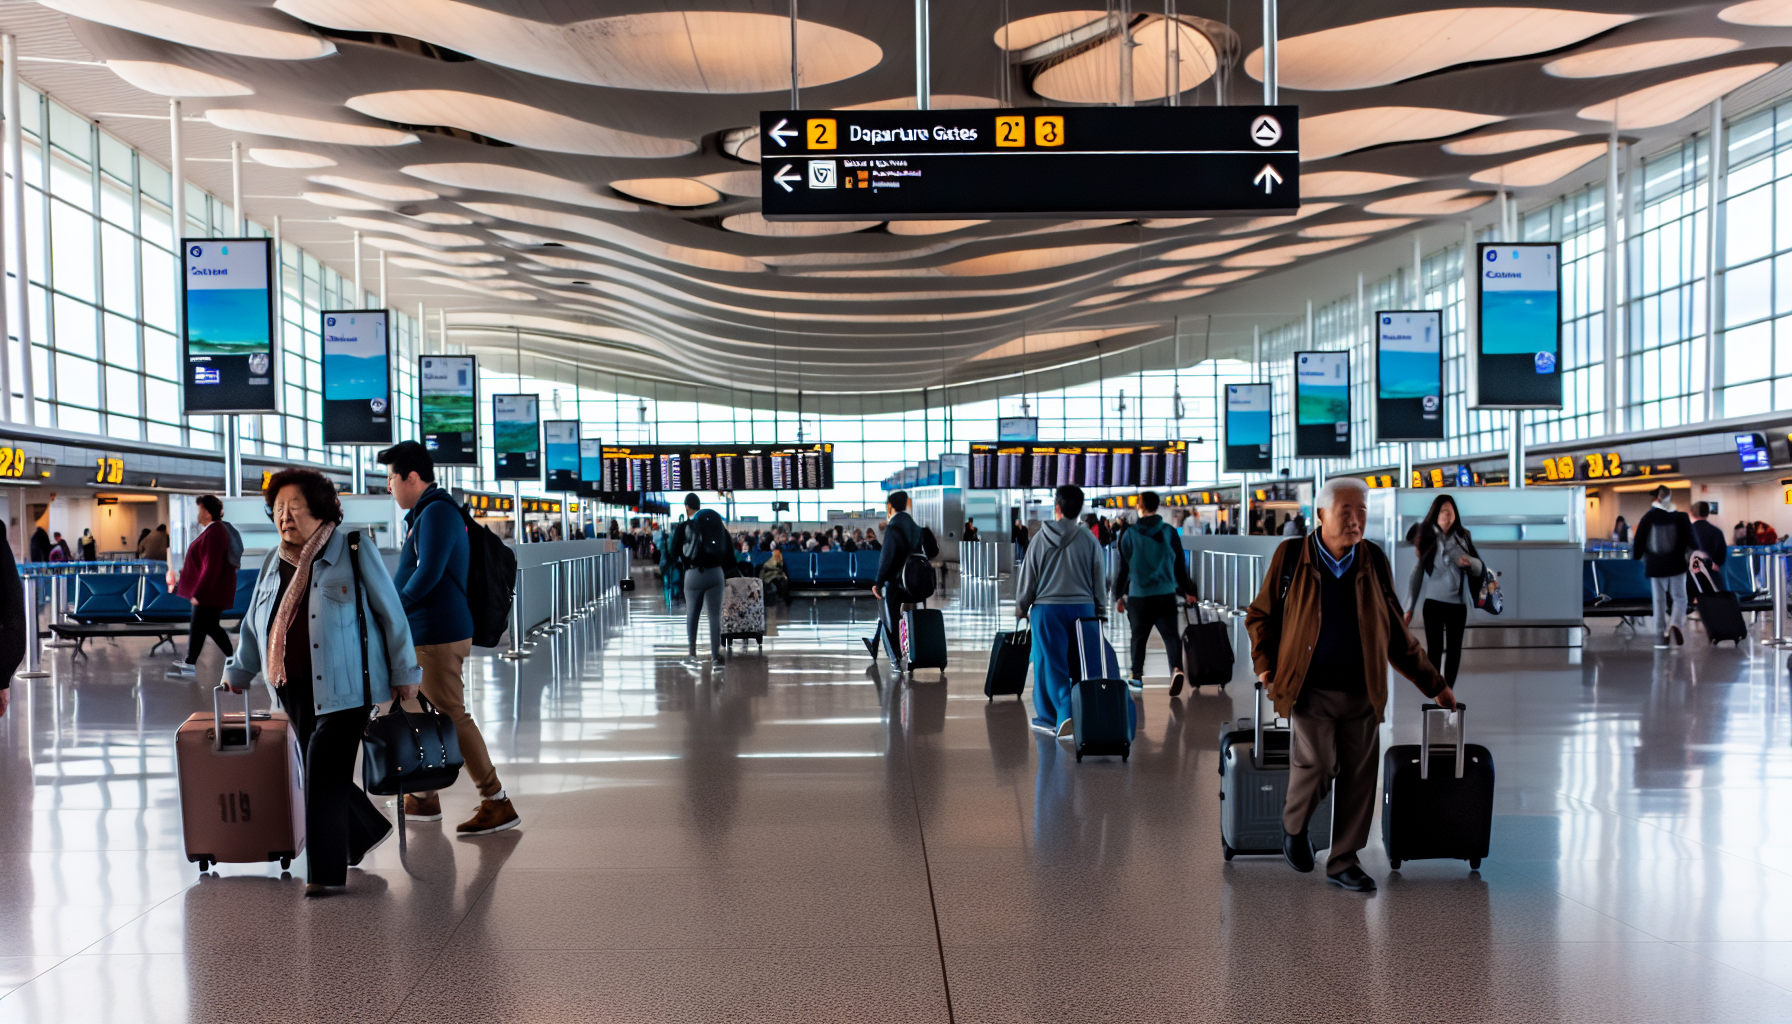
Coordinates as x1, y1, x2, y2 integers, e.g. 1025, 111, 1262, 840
94, 457, 123, 485
806, 118, 836, 150
0, 448, 24, 478
1033, 115, 1064, 147
995, 116, 1025, 147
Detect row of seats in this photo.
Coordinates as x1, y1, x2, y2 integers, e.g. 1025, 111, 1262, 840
1583, 555, 1764, 617
73, 569, 258, 623
736, 550, 880, 590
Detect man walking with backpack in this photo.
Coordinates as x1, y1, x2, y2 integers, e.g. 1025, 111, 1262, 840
868, 490, 925, 669
380, 441, 519, 836
1632, 484, 1697, 648
1111, 491, 1200, 694
672, 493, 731, 665
1014, 484, 1106, 737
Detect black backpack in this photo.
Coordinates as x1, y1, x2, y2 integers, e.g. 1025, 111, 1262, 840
451, 502, 516, 648
903, 552, 937, 601
682, 510, 728, 570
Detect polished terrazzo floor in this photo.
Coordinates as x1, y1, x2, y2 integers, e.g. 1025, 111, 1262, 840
1, 576, 1789, 1022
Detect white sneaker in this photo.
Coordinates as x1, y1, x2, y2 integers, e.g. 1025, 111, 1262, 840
165, 662, 196, 680
1056, 718, 1075, 739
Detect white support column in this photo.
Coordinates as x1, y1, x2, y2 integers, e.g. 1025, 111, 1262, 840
4, 37, 32, 425
1411, 232, 1422, 306
1117, 0, 1134, 107
0, 42, 10, 422
1704, 98, 1724, 421
789, 0, 800, 109
352, 230, 362, 302
1603, 128, 1620, 436
1509, 410, 1524, 489
229, 140, 242, 234
914, 0, 930, 111
1261, 0, 1276, 105
378, 250, 386, 308
1497, 190, 1508, 242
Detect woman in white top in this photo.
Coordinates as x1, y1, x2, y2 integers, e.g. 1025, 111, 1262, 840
1404, 494, 1485, 689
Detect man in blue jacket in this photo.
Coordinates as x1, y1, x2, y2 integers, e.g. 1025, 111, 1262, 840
380, 441, 519, 836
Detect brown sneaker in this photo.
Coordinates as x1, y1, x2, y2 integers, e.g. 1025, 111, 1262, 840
401, 793, 443, 821
457, 797, 521, 836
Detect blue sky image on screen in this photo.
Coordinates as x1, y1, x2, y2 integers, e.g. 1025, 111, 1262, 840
1295, 353, 1349, 427
186, 289, 270, 355
1482, 291, 1559, 355
322, 316, 386, 401
1229, 410, 1270, 445
1377, 313, 1441, 399
546, 443, 578, 473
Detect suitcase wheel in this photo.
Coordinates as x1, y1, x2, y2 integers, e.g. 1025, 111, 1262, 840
280, 856, 291, 870
1075, 752, 1083, 763
1469, 858, 1481, 870
196, 858, 210, 873
1222, 841, 1235, 862
1388, 859, 1401, 870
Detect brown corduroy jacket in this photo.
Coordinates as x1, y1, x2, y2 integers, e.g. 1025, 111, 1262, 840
1244, 535, 1444, 721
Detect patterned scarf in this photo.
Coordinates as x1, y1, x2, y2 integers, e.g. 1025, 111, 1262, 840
266, 522, 335, 689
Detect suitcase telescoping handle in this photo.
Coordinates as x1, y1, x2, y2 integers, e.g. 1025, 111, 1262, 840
1419, 702, 1467, 780
1072, 617, 1103, 681
211, 684, 255, 754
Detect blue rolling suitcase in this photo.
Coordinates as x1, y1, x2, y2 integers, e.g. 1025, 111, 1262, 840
1070, 617, 1133, 762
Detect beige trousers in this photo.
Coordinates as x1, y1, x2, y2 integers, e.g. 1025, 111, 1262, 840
416, 639, 500, 799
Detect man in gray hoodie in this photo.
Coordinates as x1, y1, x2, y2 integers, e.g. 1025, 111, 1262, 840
1014, 484, 1107, 736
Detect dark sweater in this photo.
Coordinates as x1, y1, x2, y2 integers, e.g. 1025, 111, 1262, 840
876, 512, 921, 589
1691, 519, 1727, 566
1308, 554, 1366, 694
1632, 506, 1696, 578
394, 486, 472, 645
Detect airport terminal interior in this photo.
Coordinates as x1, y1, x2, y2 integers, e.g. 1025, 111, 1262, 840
0, 0, 1790, 1021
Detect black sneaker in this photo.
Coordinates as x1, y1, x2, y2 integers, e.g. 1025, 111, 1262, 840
1283, 830, 1315, 873
1327, 865, 1377, 892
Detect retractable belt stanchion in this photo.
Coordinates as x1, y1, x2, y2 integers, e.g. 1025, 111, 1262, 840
18, 575, 48, 677
499, 566, 529, 660
1769, 553, 1791, 648
46, 573, 76, 647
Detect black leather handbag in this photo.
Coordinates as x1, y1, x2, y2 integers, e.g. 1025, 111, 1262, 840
344, 531, 463, 798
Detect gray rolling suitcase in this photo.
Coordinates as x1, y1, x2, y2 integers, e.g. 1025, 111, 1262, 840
1219, 683, 1332, 860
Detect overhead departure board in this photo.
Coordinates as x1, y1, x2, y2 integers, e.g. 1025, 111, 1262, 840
759, 106, 1299, 220
597, 444, 834, 492
967, 441, 1188, 490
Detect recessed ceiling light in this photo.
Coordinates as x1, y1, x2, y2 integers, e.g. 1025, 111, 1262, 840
1577, 64, 1777, 128
44, 0, 334, 60
205, 109, 417, 147
1545, 37, 1742, 78
1302, 107, 1504, 162
348, 91, 693, 158
105, 61, 252, 97
1442, 129, 1580, 156
1469, 143, 1607, 186
1242, 7, 1633, 91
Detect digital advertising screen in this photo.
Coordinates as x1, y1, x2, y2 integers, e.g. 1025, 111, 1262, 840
998, 416, 1039, 442
543, 420, 580, 492
1375, 310, 1444, 442
419, 356, 478, 466
320, 310, 391, 446
1224, 383, 1273, 473
1475, 242, 1562, 408
1294, 351, 1351, 458
492, 394, 540, 481
181, 237, 276, 414
1737, 432, 1772, 471
577, 438, 604, 496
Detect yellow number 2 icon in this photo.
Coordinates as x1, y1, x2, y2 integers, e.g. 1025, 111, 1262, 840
995, 116, 1024, 147
806, 118, 836, 150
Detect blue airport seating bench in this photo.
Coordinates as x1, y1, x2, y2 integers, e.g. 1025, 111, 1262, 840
51, 568, 257, 655
1584, 556, 1770, 625
765, 550, 882, 594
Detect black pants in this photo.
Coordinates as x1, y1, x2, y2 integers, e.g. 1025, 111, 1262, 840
1125, 593, 1183, 680
879, 587, 908, 662
185, 604, 233, 664
281, 693, 389, 886
1422, 599, 1469, 687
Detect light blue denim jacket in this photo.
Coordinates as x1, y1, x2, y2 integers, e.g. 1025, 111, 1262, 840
225, 529, 421, 715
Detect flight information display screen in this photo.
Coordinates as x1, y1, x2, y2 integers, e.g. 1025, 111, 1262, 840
967, 441, 1188, 489
1294, 351, 1351, 458
1475, 242, 1562, 408
543, 420, 580, 492
597, 444, 833, 491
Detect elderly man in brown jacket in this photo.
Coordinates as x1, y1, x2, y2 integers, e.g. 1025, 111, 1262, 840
1245, 477, 1455, 892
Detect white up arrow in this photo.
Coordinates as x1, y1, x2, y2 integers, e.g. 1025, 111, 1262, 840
773, 164, 802, 192
1253, 164, 1283, 194
768, 118, 799, 147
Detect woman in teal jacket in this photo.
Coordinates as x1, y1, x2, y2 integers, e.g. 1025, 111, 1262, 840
225, 468, 420, 895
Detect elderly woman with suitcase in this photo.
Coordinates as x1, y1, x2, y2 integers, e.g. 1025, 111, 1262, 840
224, 468, 421, 896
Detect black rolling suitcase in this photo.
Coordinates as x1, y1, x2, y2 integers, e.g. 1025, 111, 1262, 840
1381, 703, 1494, 870
1180, 604, 1233, 692
902, 604, 948, 677
1691, 559, 1748, 645
984, 627, 1030, 701
1069, 617, 1133, 762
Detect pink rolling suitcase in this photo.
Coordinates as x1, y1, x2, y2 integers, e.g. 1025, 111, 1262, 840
176, 686, 306, 872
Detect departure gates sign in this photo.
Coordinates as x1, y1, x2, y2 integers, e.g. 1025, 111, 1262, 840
759, 107, 1300, 220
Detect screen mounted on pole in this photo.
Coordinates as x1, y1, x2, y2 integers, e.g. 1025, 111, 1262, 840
321, 310, 391, 446
493, 394, 540, 481
759, 107, 1299, 220
181, 237, 276, 414
543, 420, 580, 492
1375, 310, 1444, 442
419, 356, 478, 466
1294, 352, 1351, 458
1224, 384, 1273, 474
1474, 242, 1562, 408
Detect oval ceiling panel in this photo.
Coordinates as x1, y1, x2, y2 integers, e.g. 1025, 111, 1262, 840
839, 96, 1001, 110
1363, 190, 1494, 215
362, 237, 500, 264
610, 178, 721, 208
1242, 8, 1635, 91
1545, 37, 1742, 78
1577, 64, 1777, 128
1302, 107, 1505, 162
1301, 171, 1419, 197
347, 91, 693, 158
388, 257, 507, 280
938, 244, 1134, 277
1720, 0, 1792, 24
888, 220, 991, 236
1223, 237, 1370, 268
1299, 218, 1419, 238
401, 164, 639, 212
300, 191, 387, 212
694, 171, 761, 198
105, 61, 251, 97
1442, 129, 1580, 155
1148, 287, 1215, 302
334, 216, 483, 247
249, 148, 336, 169
1033, 17, 1219, 103
205, 109, 417, 147
42, 0, 334, 59
275, 1, 881, 93
722, 213, 880, 237
1469, 142, 1608, 186
308, 176, 438, 202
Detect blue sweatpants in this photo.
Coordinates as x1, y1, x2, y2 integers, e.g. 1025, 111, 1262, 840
1029, 602, 1096, 727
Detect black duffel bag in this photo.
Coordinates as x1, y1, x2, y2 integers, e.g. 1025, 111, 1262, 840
343, 531, 463, 801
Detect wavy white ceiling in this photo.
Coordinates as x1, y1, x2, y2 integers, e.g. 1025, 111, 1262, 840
14, 0, 1792, 394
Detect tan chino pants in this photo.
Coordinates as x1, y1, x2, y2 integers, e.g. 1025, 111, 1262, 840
416, 639, 501, 799
1282, 687, 1380, 876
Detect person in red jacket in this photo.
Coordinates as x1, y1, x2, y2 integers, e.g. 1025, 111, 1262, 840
167, 495, 236, 680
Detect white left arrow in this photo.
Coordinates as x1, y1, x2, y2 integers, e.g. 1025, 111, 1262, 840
768, 118, 799, 147
1253, 164, 1283, 194
773, 164, 802, 192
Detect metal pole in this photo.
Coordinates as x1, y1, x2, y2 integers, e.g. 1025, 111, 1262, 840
45, 573, 74, 646
1769, 553, 1789, 647
17, 574, 45, 677
1703, 98, 1723, 421
378, 250, 387, 308
1509, 410, 1524, 488
1118, 0, 1134, 107
0, 38, 10, 423
1411, 232, 1423, 306
4, 39, 33, 425
915, 0, 930, 111
352, 230, 362, 301
500, 565, 528, 660
1603, 128, 1620, 436
1261, 0, 1276, 105
225, 416, 240, 497
230, 140, 243, 233
790, 0, 800, 109
1399, 442, 1412, 489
